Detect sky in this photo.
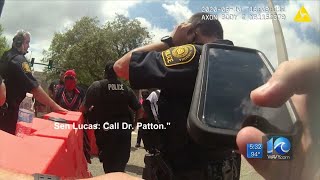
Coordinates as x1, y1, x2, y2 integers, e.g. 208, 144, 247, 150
0, 0, 319, 72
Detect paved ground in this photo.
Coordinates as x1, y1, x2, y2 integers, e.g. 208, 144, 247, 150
88, 131, 264, 180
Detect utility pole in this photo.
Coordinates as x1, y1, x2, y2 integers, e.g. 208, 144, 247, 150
267, 0, 289, 65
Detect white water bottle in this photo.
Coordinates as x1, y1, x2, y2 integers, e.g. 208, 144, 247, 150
16, 93, 35, 138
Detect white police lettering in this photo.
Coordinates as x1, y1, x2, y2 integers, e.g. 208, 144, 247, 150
108, 84, 124, 91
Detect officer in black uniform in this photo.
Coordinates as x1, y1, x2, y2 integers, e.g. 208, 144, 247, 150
0, 30, 67, 134
113, 12, 240, 179
80, 62, 143, 173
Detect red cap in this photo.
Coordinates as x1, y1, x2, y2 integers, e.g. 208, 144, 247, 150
64, 69, 76, 78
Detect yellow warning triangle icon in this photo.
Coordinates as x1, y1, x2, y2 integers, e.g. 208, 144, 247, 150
294, 6, 312, 22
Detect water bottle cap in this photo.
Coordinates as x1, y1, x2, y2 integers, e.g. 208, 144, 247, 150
26, 93, 33, 98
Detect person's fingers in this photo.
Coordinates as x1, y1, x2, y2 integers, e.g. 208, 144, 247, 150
250, 80, 293, 107
181, 22, 192, 30
171, 22, 194, 46
237, 127, 303, 179
56, 110, 68, 115
251, 61, 296, 107
55, 107, 68, 114
251, 59, 319, 107
237, 127, 263, 154
236, 127, 272, 175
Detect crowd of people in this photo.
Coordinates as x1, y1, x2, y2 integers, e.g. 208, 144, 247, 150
0, 3, 319, 180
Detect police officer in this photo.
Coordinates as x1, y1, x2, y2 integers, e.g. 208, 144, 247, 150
80, 62, 143, 173
0, 30, 67, 134
113, 12, 240, 179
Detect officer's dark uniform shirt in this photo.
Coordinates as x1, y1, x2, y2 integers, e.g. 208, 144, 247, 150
0, 48, 39, 134
129, 42, 239, 172
84, 78, 141, 125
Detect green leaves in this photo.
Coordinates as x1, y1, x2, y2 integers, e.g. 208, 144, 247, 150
0, 24, 9, 57
43, 15, 151, 86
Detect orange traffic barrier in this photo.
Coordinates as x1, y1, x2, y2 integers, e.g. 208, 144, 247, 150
0, 111, 91, 179
41, 112, 90, 178
0, 131, 67, 174
87, 129, 99, 156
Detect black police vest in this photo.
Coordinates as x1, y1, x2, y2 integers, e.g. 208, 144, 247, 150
0, 49, 25, 108
0, 49, 19, 80
94, 79, 132, 124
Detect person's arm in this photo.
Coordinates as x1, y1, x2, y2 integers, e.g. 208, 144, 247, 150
9, 57, 67, 113
127, 87, 143, 121
114, 22, 195, 80
113, 42, 168, 80
79, 81, 100, 114
31, 86, 67, 113
0, 78, 6, 106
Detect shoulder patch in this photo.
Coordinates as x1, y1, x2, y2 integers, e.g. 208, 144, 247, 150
161, 44, 196, 67
21, 62, 31, 73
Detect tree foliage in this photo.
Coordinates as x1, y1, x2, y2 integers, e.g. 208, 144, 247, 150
43, 15, 151, 86
0, 24, 9, 57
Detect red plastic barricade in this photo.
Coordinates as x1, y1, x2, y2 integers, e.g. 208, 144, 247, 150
44, 112, 99, 156
0, 111, 91, 179
87, 129, 99, 156
0, 131, 66, 174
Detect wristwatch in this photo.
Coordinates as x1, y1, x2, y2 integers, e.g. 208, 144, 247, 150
161, 36, 174, 47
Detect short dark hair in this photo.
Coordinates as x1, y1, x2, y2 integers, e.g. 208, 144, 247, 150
188, 12, 223, 39
104, 62, 116, 79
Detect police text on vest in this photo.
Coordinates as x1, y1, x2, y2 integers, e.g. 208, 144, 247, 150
108, 84, 124, 90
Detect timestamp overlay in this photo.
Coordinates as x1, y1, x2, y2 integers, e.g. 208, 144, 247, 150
201, 5, 286, 21
247, 143, 263, 159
